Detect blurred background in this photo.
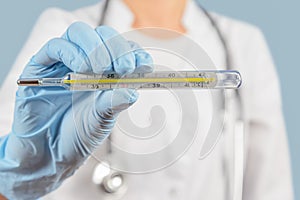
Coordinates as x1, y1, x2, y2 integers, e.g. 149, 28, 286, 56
0, 0, 299, 198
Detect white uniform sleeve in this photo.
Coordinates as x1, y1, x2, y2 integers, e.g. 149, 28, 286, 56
234, 28, 294, 200
0, 8, 77, 136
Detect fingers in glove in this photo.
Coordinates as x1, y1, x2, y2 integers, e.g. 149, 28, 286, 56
128, 41, 154, 73
61, 22, 111, 74
26, 38, 90, 77
95, 26, 136, 76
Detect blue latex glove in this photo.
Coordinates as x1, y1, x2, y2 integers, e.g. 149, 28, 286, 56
0, 22, 153, 200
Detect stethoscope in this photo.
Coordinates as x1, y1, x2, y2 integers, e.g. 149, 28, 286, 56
93, 0, 244, 199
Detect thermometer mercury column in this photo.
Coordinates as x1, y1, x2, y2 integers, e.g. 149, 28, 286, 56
17, 70, 242, 90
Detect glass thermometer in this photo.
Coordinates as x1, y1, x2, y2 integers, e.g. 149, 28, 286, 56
17, 70, 242, 90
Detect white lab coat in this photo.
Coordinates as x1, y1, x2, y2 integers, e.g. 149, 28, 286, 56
0, 0, 294, 199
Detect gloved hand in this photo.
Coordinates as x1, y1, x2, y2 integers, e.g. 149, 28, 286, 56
0, 22, 153, 200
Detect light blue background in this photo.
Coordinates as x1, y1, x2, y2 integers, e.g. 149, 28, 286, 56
0, 0, 299, 198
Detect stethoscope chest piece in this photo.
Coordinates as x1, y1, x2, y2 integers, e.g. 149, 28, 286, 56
93, 162, 127, 195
